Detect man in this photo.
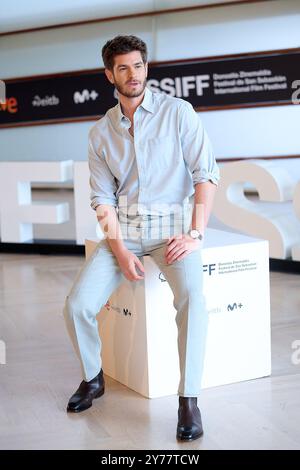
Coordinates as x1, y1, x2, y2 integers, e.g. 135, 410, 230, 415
63, 35, 220, 442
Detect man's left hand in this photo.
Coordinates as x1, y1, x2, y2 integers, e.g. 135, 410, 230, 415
165, 233, 201, 265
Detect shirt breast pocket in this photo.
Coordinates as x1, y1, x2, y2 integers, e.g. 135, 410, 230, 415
146, 136, 179, 170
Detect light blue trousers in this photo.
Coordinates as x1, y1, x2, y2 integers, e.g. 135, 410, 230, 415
63, 211, 208, 396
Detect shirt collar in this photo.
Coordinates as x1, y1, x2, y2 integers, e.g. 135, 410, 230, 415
116, 86, 155, 123
140, 86, 155, 113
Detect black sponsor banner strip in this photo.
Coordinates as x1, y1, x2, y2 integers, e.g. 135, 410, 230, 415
0, 48, 299, 127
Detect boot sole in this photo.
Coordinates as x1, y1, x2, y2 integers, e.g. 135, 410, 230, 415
67, 387, 105, 413
176, 430, 204, 442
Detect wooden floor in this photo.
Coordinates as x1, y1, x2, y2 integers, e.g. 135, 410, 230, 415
0, 251, 300, 450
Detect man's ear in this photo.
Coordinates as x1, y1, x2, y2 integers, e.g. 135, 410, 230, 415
145, 62, 148, 78
104, 68, 114, 84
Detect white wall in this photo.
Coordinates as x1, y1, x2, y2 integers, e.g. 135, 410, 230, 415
0, 0, 243, 34
0, 0, 299, 164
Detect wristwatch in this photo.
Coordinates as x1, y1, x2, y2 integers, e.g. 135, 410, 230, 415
188, 229, 203, 241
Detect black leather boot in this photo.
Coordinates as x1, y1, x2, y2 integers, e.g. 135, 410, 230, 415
67, 369, 105, 413
176, 397, 203, 441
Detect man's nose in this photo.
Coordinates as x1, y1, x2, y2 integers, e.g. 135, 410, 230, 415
128, 69, 139, 78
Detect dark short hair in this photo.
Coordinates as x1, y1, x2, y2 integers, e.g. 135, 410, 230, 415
102, 35, 148, 71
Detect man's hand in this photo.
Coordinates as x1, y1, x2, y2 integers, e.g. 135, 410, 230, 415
114, 247, 145, 281
165, 234, 201, 265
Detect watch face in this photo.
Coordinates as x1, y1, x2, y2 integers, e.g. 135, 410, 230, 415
190, 229, 200, 239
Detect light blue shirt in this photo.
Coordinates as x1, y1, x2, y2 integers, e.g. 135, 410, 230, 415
88, 86, 220, 216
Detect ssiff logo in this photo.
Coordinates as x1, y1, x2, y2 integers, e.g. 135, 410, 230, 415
203, 263, 216, 275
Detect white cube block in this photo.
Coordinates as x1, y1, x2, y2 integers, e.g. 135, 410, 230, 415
85, 228, 271, 398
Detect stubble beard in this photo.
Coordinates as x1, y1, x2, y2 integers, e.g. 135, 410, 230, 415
114, 77, 147, 99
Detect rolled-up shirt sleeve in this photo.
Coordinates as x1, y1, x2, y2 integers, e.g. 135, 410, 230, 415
88, 129, 118, 210
179, 101, 220, 186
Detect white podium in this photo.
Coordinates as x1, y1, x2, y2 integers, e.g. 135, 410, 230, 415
85, 228, 271, 398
